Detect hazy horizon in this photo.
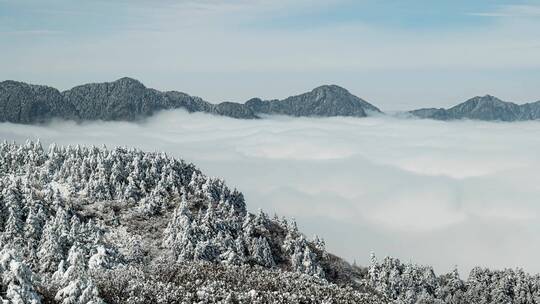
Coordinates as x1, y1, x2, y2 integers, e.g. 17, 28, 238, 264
2, 0, 540, 111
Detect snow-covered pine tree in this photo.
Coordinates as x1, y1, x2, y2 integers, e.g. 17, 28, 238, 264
2, 179, 25, 246
0, 248, 41, 304
37, 209, 69, 273
54, 245, 105, 304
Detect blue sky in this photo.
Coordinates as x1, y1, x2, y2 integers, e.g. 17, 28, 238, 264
255, 0, 506, 29
1, 0, 540, 110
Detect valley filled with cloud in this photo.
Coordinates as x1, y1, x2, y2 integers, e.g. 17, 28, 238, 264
2, 111, 539, 274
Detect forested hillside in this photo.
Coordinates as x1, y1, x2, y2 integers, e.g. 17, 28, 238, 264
0, 141, 382, 303
0, 78, 381, 124
1, 141, 539, 303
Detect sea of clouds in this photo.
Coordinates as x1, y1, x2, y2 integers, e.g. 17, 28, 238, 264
1, 110, 540, 275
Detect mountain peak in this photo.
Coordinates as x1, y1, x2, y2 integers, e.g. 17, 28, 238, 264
112, 77, 146, 88
410, 94, 536, 121
466, 95, 506, 106
478, 94, 500, 101
311, 84, 350, 95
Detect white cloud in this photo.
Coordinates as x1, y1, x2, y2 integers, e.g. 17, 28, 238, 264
2, 111, 540, 275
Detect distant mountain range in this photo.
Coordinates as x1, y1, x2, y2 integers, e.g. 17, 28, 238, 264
2, 77, 539, 123
0, 77, 381, 124
409, 95, 540, 121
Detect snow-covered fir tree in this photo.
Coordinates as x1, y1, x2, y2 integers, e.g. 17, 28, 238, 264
0, 248, 41, 304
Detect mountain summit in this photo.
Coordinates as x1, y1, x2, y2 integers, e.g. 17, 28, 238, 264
410, 95, 540, 121
244, 84, 381, 117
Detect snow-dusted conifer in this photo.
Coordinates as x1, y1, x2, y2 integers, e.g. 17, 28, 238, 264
0, 248, 41, 304
37, 215, 66, 273
88, 246, 112, 270
249, 237, 275, 267
2, 179, 25, 245
23, 205, 46, 252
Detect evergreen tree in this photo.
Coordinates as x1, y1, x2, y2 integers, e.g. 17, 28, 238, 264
249, 237, 275, 268
0, 248, 41, 304
37, 216, 66, 273
88, 246, 112, 270
2, 179, 25, 246
23, 205, 46, 254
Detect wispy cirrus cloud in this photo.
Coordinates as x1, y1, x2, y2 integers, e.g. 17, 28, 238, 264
0, 30, 61, 36
469, 4, 540, 17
